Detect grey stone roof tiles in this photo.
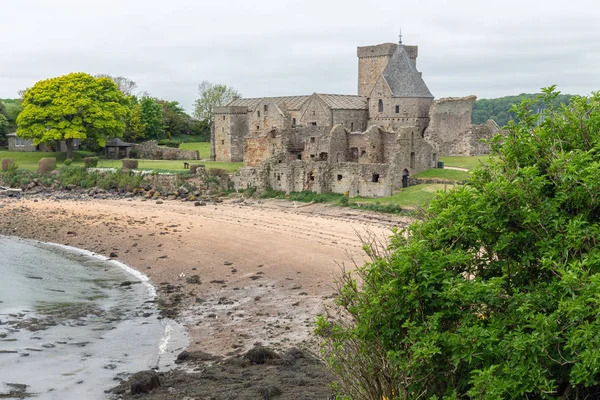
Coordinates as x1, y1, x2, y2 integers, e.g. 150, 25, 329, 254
383, 45, 433, 98
317, 94, 368, 110
228, 96, 309, 111
228, 94, 368, 111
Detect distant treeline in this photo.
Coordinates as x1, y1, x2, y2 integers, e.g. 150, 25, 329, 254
1, 98, 23, 131
472, 93, 574, 127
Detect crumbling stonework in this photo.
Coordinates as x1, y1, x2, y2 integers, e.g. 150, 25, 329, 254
134, 141, 199, 160
224, 39, 493, 197
232, 123, 436, 197
423, 97, 500, 156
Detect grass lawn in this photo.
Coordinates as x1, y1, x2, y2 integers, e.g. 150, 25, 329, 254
0, 151, 92, 171
0, 151, 243, 173
179, 142, 210, 158
440, 155, 492, 170
353, 183, 456, 208
95, 159, 243, 172
413, 168, 470, 181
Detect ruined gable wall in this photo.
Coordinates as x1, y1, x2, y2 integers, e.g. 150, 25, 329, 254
329, 125, 349, 163
298, 95, 332, 128
423, 96, 491, 156
248, 100, 289, 133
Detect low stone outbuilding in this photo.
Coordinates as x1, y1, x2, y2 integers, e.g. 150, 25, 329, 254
7, 133, 80, 153
105, 138, 133, 159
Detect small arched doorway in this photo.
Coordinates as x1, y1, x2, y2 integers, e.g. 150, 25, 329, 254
402, 169, 410, 188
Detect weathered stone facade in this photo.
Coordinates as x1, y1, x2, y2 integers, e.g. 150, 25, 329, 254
423, 97, 500, 156
232, 123, 436, 197
133, 141, 200, 160
7, 133, 79, 153
222, 39, 494, 197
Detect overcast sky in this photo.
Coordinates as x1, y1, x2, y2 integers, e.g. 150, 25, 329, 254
2, 0, 599, 113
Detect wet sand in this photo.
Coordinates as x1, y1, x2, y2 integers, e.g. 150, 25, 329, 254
0, 196, 410, 397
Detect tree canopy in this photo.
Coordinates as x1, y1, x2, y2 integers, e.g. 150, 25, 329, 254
317, 87, 600, 399
16, 73, 130, 159
193, 81, 241, 124
472, 92, 573, 126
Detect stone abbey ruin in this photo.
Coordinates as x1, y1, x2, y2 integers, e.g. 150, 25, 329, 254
212, 39, 498, 197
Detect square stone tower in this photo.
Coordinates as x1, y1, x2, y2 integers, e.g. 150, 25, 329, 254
357, 43, 418, 98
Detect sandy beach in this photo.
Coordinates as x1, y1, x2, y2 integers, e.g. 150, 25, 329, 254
0, 195, 410, 397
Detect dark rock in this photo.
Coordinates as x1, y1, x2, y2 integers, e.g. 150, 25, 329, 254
175, 350, 219, 364
109, 252, 118, 258
156, 200, 163, 204
244, 345, 280, 364
130, 370, 161, 395
185, 275, 201, 285
260, 385, 282, 398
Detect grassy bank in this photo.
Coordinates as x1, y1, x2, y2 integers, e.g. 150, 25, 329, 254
440, 155, 492, 170
0, 150, 242, 173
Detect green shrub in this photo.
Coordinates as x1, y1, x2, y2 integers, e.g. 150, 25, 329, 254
317, 88, 600, 399
158, 139, 182, 148
350, 201, 403, 214
83, 157, 99, 168
63, 159, 73, 166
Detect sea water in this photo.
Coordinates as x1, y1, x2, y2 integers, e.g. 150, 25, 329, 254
0, 236, 186, 399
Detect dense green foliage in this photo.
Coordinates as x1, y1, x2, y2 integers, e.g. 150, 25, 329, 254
0, 98, 23, 132
317, 87, 600, 399
139, 96, 163, 140
16, 73, 130, 159
472, 92, 573, 127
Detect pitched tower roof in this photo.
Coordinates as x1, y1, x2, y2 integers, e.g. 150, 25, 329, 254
382, 45, 433, 98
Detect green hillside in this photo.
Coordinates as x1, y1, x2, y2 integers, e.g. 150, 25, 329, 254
472, 93, 573, 127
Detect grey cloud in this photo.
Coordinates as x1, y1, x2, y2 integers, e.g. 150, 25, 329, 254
1, 0, 599, 112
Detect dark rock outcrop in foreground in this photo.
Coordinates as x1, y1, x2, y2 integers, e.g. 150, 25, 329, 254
107, 346, 334, 400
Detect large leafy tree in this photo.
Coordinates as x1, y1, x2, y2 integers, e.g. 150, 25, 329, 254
159, 100, 187, 138
16, 73, 130, 159
193, 81, 240, 125
317, 87, 600, 399
125, 103, 147, 142
140, 96, 162, 140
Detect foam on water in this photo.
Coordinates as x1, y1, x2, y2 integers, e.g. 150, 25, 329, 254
0, 236, 187, 399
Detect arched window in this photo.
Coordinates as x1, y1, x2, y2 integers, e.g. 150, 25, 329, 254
292, 118, 297, 127
378, 99, 383, 113
257, 111, 260, 117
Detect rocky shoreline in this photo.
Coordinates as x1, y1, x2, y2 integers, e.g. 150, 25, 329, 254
0, 185, 407, 398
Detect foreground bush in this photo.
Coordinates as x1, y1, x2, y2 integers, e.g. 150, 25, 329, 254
83, 157, 99, 168
38, 157, 56, 173
317, 87, 600, 399
122, 159, 138, 170
1, 158, 15, 172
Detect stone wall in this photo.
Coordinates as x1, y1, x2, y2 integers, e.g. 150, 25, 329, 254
423, 96, 498, 156
297, 94, 333, 128
332, 109, 369, 132
214, 106, 248, 162
357, 43, 419, 97
8, 136, 36, 152
134, 141, 199, 160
